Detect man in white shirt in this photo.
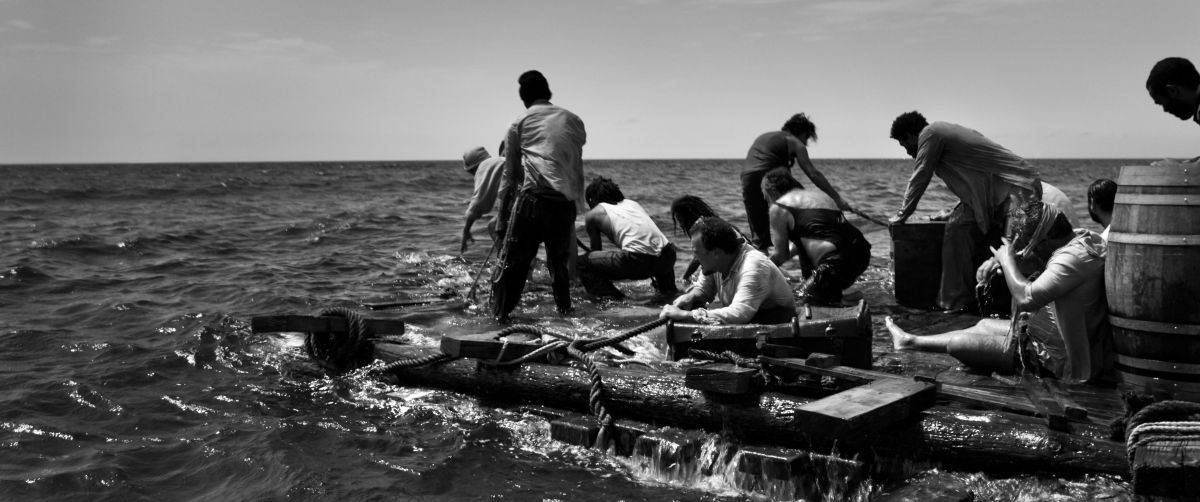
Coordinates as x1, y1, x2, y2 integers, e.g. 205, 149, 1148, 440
459, 144, 506, 254
577, 176, 677, 299
660, 217, 796, 325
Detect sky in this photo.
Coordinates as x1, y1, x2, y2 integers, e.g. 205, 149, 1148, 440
0, 0, 1198, 163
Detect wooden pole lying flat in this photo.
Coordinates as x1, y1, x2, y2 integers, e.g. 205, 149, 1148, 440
372, 343, 1128, 478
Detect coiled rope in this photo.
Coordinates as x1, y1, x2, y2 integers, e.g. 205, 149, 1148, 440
304, 307, 376, 372
1125, 399, 1200, 461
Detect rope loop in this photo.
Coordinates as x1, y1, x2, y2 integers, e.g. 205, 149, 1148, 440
304, 307, 376, 372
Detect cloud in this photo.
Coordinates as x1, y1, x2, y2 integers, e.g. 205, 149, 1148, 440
0, 18, 33, 32
216, 32, 333, 56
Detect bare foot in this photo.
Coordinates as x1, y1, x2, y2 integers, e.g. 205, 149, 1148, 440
885, 316, 916, 351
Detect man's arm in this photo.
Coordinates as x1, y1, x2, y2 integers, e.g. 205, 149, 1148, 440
583, 208, 607, 252
767, 205, 794, 266
890, 131, 943, 224
792, 141, 850, 211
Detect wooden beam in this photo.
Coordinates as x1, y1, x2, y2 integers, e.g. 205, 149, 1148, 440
685, 364, 759, 395
793, 378, 937, 436
250, 314, 405, 335
439, 332, 551, 362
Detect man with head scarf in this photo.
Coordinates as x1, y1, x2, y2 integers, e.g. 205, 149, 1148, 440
886, 202, 1111, 383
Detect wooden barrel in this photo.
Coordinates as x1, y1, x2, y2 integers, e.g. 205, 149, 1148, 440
1107, 163, 1200, 400
889, 221, 945, 309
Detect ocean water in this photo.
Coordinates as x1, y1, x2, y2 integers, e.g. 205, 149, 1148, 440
0, 159, 1135, 501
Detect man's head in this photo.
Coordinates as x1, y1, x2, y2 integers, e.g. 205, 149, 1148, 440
689, 217, 741, 276
462, 146, 490, 173
782, 113, 817, 145
890, 111, 929, 158
1087, 178, 1118, 227
762, 169, 805, 202
518, 70, 552, 108
1146, 57, 1200, 120
584, 176, 624, 208
670, 195, 717, 237
1011, 201, 1074, 261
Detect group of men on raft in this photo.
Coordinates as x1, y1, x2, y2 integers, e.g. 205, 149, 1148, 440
457, 57, 1200, 385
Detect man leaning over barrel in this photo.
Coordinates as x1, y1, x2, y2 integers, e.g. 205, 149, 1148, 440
659, 217, 796, 325
887, 111, 1042, 313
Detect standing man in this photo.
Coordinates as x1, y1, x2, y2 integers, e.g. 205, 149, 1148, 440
459, 144, 506, 254
888, 111, 1042, 312
743, 113, 852, 251
1146, 57, 1200, 126
491, 70, 587, 322
577, 176, 677, 299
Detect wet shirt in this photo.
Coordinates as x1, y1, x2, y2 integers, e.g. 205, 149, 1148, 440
898, 122, 1041, 232
743, 131, 797, 177
465, 157, 506, 220
774, 203, 866, 275
1024, 229, 1110, 382
673, 243, 795, 324
507, 101, 588, 212
599, 199, 669, 256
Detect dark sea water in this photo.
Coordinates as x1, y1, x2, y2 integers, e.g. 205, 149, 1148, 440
0, 159, 1136, 501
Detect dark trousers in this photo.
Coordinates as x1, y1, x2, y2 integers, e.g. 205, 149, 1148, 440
741, 167, 789, 250
804, 238, 872, 303
577, 244, 677, 298
490, 191, 577, 320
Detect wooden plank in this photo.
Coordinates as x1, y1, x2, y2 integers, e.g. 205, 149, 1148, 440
250, 314, 405, 335
736, 445, 864, 482
1021, 374, 1069, 431
684, 364, 758, 395
361, 297, 462, 310
439, 332, 550, 362
667, 321, 793, 343
550, 413, 599, 448
759, 357, 1046, 418
793, 378, 937, 435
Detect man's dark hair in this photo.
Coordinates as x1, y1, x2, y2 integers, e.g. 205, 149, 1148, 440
585, 176, 624, 208
518, 70, 552, 106
1087, 178, 1118, 213
762, 169, 805, 201
890, 111, 928, 140
671, 195, 717, 237
782, 113, 817, 142
1147, 57, 1200, 95
690, 216, 741, 254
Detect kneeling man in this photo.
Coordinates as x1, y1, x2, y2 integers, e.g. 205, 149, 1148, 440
578, 176, 678, 299
660, 217, 796, 325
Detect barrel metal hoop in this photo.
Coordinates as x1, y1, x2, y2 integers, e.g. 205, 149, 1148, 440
1107, 232, 1200, 246
1115, 193, 1200, 206
1110, 315, 1200, 335
1118, 173, 1200, 186
1115, 354, 1200, 375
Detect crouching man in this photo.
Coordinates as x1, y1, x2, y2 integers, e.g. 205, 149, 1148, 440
577, 176, 678, 299
659, 216, 797, 325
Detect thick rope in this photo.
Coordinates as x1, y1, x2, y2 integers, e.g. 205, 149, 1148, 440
1124, 400, 1200, 461
580, 318, 667, 352
568, 338, 615, 450
372, 352, 456, 375
687, 348, 760, 368
304, 307, 375, 372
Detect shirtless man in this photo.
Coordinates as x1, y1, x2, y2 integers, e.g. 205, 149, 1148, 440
577, 176, 677, 299
763, 170, 870, 304
660, 217, 795, 325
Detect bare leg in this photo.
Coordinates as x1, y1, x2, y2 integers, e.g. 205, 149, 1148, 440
886, 316, 1008, 352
